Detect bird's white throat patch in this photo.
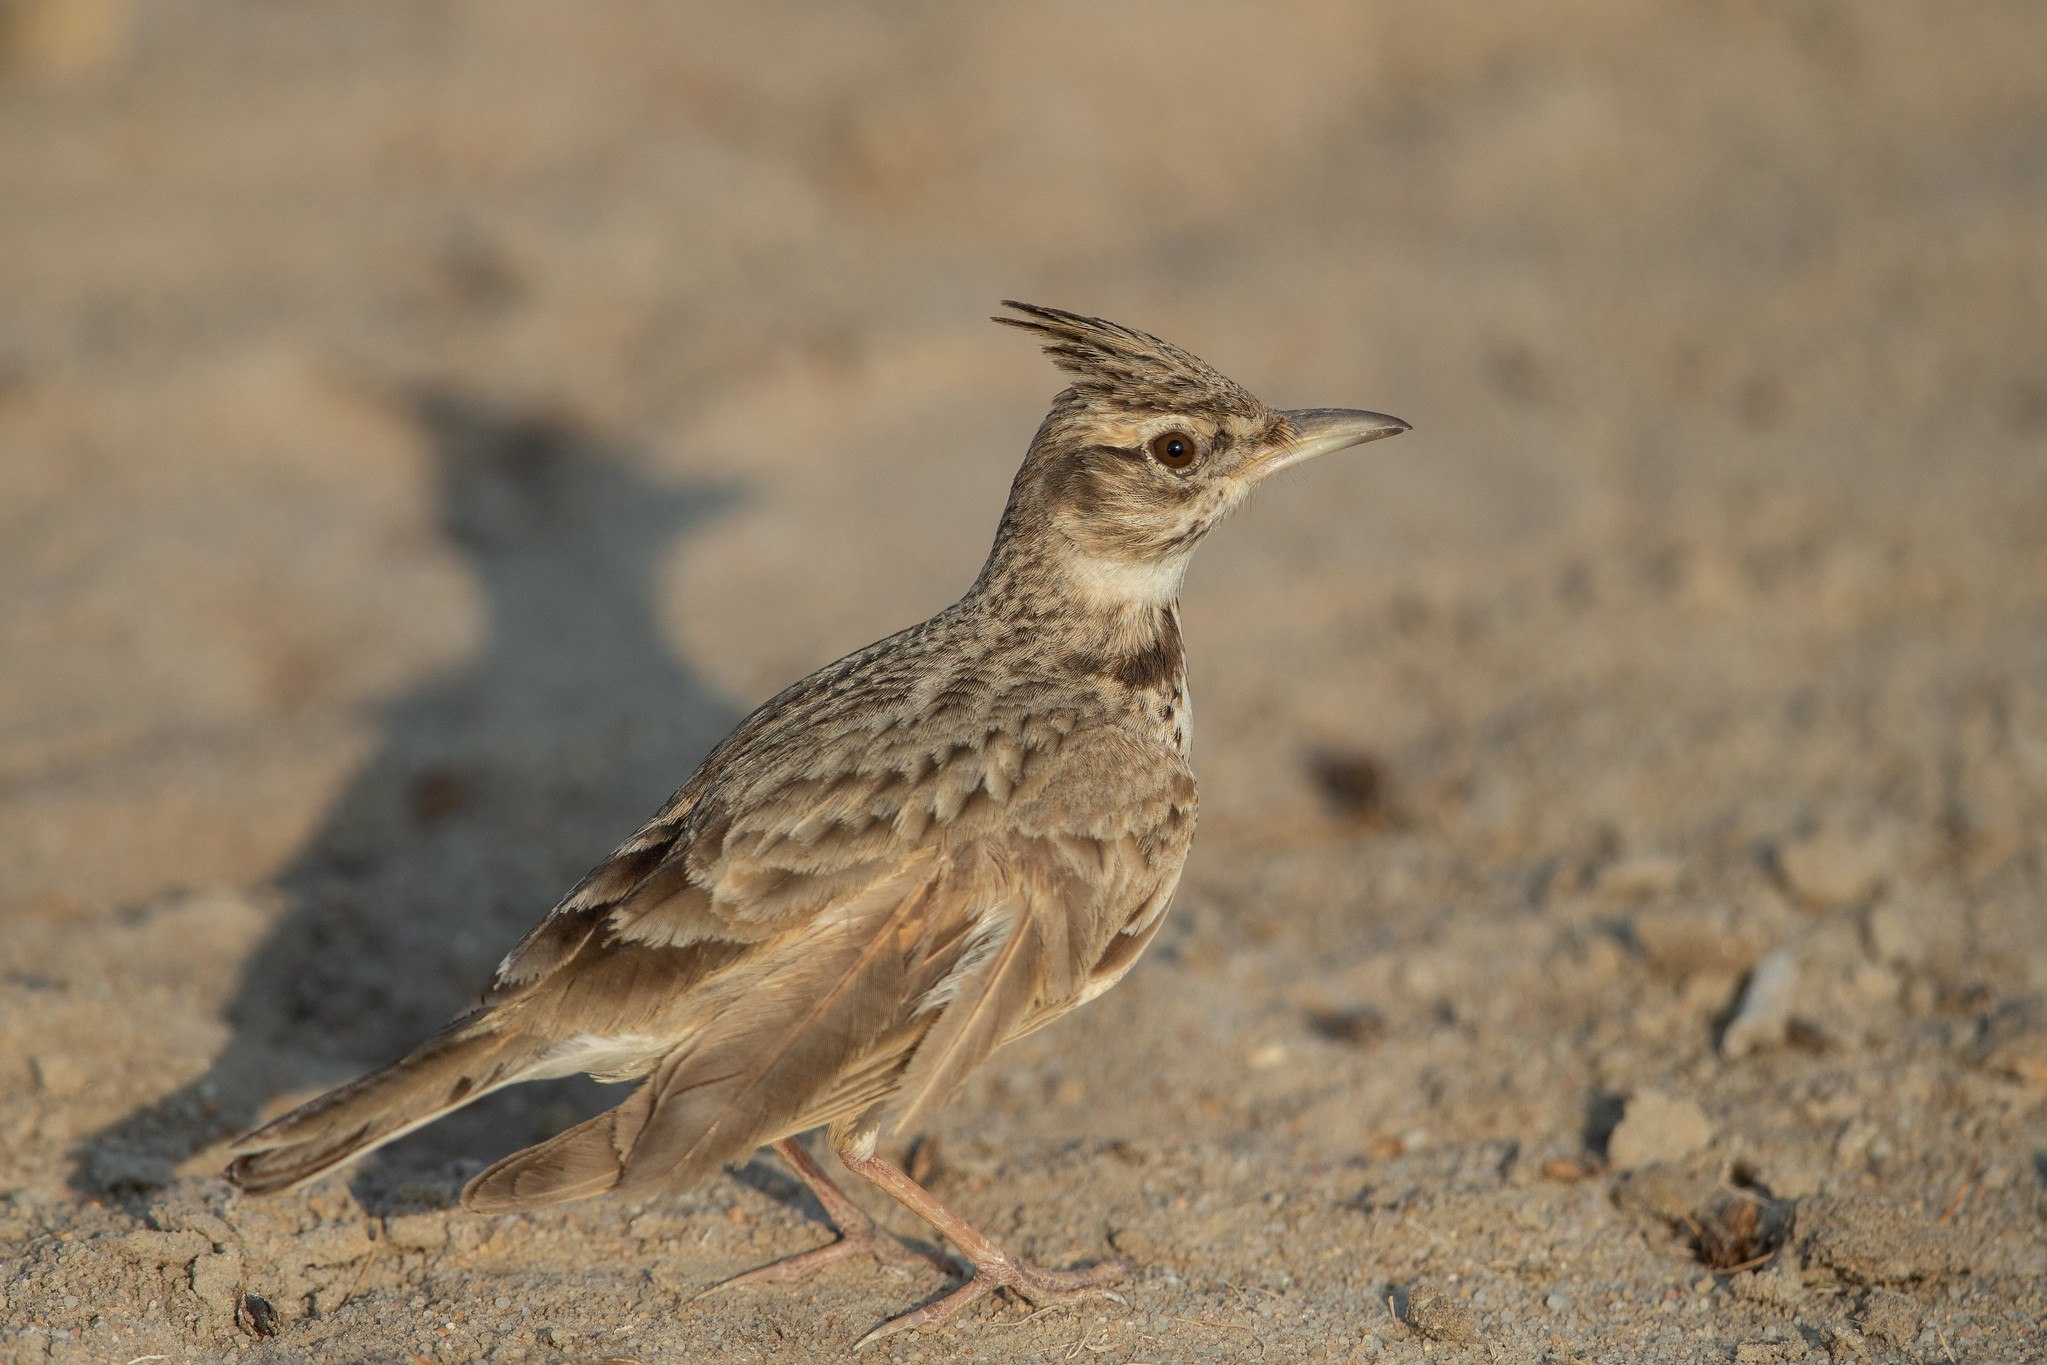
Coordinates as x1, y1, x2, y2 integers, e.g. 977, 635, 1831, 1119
1063, 548, 1188, 611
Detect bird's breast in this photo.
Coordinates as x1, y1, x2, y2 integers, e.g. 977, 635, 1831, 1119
1164, 679, 1192, 758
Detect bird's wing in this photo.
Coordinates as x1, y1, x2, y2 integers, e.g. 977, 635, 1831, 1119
464, 714, 1194, 1204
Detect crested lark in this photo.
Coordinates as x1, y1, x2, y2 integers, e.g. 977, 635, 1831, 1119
228, 303, 1409, 1343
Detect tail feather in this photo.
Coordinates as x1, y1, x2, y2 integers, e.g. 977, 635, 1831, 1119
460, 1083, 655, 1212
226, 1025, 529, 1196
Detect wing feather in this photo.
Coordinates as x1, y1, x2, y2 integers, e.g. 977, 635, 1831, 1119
888, 879, 1040, 1135
610, 849, 952, 1196
463, 702, 1194, 1206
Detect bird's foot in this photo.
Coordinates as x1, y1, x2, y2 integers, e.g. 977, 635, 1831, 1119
700, 1222, 950, 1297
854, 1253, 1131, 1348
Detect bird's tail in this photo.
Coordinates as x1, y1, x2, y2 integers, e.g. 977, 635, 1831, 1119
460, 1081, 654, 1212
226, 1021, 532, 1196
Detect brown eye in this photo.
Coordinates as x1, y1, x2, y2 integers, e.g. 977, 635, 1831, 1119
1147, 430, 1198, 469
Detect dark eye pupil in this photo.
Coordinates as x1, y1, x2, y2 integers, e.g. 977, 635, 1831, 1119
1148, 430, 1196, 466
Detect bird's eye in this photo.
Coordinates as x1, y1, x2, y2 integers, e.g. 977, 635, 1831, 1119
1147, 431, 1198, 469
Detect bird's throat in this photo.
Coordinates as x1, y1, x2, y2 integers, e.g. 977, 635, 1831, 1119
971, 519, 1189, 679
1057, 544, 1189, 613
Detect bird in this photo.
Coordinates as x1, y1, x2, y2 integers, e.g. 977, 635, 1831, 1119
225, 302, 1409, 1344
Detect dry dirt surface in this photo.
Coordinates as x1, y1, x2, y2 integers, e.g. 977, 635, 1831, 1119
4, 3, 2046, 1363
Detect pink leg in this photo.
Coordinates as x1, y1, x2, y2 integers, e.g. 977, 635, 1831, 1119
829, 1130, 1132, 1347
698, 1136, 950, 1296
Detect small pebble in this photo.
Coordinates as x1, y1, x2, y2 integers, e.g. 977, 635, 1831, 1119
1722, 951, 1799, 1058
1607, 1090, 1712, 1169
1865, 903, 1930, 966
1984, 1032, 2047, 1089
1776, 829, 1889, 906
1635, 906, 1755, 978
30, 1055, 87, 1097
1597, 852, 1682, 899
1405, 1286, 1476, 1344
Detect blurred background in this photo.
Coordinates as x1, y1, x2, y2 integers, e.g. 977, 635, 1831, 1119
2, 3, 2044, 1361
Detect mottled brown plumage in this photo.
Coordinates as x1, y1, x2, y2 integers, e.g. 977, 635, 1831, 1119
227, 302, 1408, 1343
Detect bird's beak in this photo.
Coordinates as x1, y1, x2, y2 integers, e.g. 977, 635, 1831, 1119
1251, 408, 1411, 480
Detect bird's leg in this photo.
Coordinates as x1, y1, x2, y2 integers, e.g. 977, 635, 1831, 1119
698, 1137, 951, 1295
830, 1132, 1132, 1347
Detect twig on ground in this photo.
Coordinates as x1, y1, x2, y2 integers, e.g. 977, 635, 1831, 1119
1170, 1315, 1265, 1353
1936, 1165, 1983, 1225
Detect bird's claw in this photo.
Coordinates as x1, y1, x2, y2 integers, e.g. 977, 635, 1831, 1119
853, 1255, 1132, 1348
698, 1226, 950, 1300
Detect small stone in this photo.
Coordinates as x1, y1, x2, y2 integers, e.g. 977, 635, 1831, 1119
1776, 830, 1889, 907
1540, 1154, 1601, 1183
1845, 960, 1898, 1005
1405, 1286, 1476, 1344
1825, 1323, 1871, 1358
1760, 1157, 1825, 1200
1635, 906, 1757, 979
1307, 748, 1394, 825
1721, 951, 1799, 1058
29, 1054, 86, 1096
1833, 1121, 1878, 1167
1983, 1031, 2047, 1089
1305, 1006, 1387, 1048
1598, 853, 1682, 899
1607, 1091, 1713, 1170
1855, 1288, 1922, 1346
1695, 1195, 1788, 1271
237, 1293, 280, 1338
1109, 1225, 1161, 1263
1544, 1292, 1571, 1313
1865, 903, 1930, 967
1614, 1163, 1719, 1226
1245, 1043, 1288, 1072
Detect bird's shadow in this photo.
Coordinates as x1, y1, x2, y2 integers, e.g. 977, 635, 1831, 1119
70, 388, 744, 1207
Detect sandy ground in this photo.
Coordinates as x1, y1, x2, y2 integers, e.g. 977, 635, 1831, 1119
3, 2, 2046, 1362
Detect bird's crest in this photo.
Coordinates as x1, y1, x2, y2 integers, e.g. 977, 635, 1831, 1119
995, 301, 1263, 420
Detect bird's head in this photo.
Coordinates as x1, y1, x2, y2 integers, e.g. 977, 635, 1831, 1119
987, 302, 1408, 610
